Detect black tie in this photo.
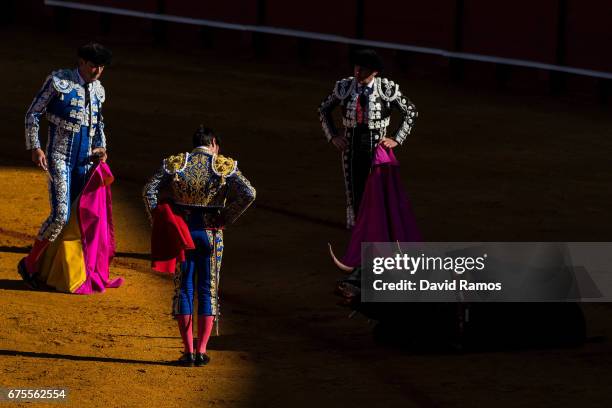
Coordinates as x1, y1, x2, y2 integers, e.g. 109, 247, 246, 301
84, 83, 91, 128
359, 86, 368, 108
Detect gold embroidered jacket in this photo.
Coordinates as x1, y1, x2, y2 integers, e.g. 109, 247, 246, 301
143, 147, 256, 226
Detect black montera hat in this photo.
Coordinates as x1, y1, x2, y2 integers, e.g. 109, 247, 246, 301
77, 42, 112, 66
350, 48, 383, 72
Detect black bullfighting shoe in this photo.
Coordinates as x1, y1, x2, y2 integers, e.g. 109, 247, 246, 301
176, 352, 195, 367
195, 353, 210, 366
17, 258, 39, 290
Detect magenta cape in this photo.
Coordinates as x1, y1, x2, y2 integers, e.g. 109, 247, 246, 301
74, 162, 123, 293
35, 163, 122, 293
341, 146, 422, 267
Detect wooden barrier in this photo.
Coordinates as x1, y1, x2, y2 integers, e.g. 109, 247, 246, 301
10, 0, 612, 98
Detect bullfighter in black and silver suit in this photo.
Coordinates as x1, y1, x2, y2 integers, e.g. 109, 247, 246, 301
318, 49, 418, 227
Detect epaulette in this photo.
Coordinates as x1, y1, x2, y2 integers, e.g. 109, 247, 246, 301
333, 77, 356, 100
50, 69, 76, 94
212, 154, 237, 177
377, 77, 401, 101
163, 152, 188, 175
92, 80, 105, 102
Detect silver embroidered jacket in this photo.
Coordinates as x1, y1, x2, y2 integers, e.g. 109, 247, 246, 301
318, 76, 417, 144
25, 68, 106, 154
143, 148, 256, 227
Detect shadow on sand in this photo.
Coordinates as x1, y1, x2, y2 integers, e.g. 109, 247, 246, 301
0, 349, 186, 367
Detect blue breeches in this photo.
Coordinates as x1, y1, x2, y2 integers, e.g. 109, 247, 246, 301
173, 224, 224, 316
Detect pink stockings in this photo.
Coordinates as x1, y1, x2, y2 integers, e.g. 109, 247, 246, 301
176, 315, 194, 353
176, 314, 214, 354
197, 315, 214, 354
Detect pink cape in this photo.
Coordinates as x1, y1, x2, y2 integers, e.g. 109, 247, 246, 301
74, 162, 123, 293
341, 146, 422, 267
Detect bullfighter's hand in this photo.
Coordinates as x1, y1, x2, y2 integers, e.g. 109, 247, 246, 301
31, 148, 48, 171
379, 138, 398, 149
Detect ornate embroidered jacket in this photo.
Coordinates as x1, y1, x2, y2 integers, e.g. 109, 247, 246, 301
25, 68, 106, 154
318, 76, 417, 144
143, 147, 256, 227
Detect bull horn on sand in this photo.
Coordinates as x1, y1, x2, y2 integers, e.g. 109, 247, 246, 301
328, 243, 354, 272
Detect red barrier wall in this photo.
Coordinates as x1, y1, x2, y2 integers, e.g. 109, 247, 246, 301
461, 0, 559, 63
565, 1, 612, 72
265, 0, 356, 37
15, 0, 612, 81
363, 0, 456, 50
71, 0, 157, 12
164, 0, 258, 25
163, 0, 258, 50
14, 0, 52, 26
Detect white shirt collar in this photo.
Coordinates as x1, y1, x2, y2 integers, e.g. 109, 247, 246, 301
357, 77, 375, 89
193, 145, 214, 153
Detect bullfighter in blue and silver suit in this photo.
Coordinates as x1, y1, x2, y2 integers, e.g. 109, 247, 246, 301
143, 126, 256, 366
18, 43, 112, 287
